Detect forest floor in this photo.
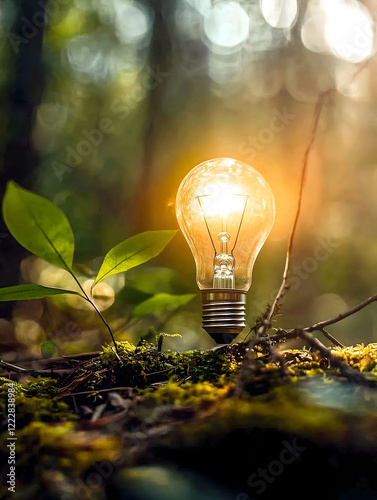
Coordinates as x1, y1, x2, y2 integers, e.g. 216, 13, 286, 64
2, 337, 377, 500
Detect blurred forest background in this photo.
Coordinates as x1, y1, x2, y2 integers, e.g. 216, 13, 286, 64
0, 0, 377, 360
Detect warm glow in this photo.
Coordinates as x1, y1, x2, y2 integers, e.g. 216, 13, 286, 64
198, 182, 247, 218
176, 158, 275, 291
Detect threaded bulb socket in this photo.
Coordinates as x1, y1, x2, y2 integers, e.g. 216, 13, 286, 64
201, 289, 247, 344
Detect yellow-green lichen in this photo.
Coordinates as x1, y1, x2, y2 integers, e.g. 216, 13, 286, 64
99, 340, 136, 363
331, 343, 377, 372
0, 420, 121, 475
178, 381, 377, 448
64, 341, 377, 396
0, 377, 75, 427
146, 380, 234, 409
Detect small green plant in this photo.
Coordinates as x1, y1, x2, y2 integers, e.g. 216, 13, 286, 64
0, 182, 195, 356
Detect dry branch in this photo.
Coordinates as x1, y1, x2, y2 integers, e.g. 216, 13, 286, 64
234, 90, 334, 397
235, 60, 373, 395
305, 293, 377, 333
267, 89, 334, 324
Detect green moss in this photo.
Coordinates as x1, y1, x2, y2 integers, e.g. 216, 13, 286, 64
281, 349, 328, 374
78, 341, 243, 392
0, 377, 75, 427
164, 349, 240, 381
139, 343, 377, 449
13, 421, 121, 470
177, 380, 377, 449
146, 380, 234, 409
0, 376, 59, 399
22, 377, 60, 398
0, 377, 23, 399
198, 392, 347, 441
99, 340, 136, 363
90, 339, 167, 389
62, 341, 377, 396
3, 340, 377, 500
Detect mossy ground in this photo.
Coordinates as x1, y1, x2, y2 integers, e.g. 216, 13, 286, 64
2, 340, 377, 499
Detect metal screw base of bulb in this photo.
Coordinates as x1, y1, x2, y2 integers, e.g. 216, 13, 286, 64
201, 289, 247, 344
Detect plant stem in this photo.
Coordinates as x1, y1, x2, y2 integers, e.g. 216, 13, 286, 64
68, 269, 120, 359
88, 299, 120, 359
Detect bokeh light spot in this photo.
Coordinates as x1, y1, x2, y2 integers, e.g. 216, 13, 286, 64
115, 1, 152, 46
204, 1, 249, 53
84, 280, 115, 312
301, 0, 374, 63
301, 11, 328, 54
260, 0, 297, 29
66, 34, 110, 82
325, 1, 374, 63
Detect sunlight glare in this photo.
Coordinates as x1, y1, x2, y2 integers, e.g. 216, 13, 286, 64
260, 0, 297, 29
325, 1, 374, 63
301, 0, 374, 63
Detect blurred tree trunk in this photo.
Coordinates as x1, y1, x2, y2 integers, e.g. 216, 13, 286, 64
0, 0, 48, 318
131, 0, 175, 232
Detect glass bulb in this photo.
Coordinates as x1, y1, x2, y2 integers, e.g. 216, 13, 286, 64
176, 157, 275, 343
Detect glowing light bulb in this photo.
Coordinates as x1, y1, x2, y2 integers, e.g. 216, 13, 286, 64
176, 158, 275, 344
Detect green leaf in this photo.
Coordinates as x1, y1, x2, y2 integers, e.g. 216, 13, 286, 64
132, 293, 195, 319
94, 230, 177, 286
0, 284, 81, 302
2, 181, 75, 271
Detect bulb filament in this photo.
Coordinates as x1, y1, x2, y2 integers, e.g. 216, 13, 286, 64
196, 193, 249, 289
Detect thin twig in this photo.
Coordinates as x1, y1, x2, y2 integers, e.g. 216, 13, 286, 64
261, 64, 370, 333
269, 348, 290, 378
235, 62, 373, 394
264, 89, 334, 330
243, 63, 371, 349
0, 358, 58, 379
58, 386, 133, 400
305, 293, 377, 333
234, 90, 333, 397
245, 327, 374, 387
318, 328, 344, 348
267, 293, 377, 345
242, 89, 333, 349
